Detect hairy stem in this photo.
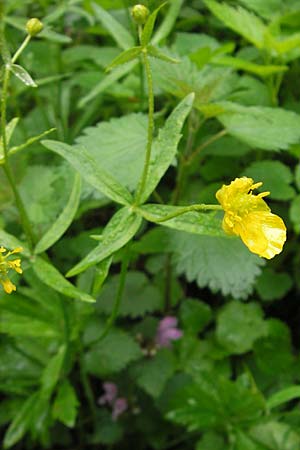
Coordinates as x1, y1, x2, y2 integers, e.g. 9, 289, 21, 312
135, 49, 154, 204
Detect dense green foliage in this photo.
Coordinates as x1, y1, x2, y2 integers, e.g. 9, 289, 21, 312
1, 0, 300, 449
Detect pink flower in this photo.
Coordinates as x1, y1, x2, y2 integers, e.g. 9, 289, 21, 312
98, 382, 118, 406
98, 382, 128, 421
112, 397, 128, 421
155, 316, 183, 348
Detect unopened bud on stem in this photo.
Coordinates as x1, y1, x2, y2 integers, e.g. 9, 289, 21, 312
131, 4, 149, 25
26, 18, 43, 37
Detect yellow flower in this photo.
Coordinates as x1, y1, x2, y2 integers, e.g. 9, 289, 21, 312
216, 177, 286, 259
0, 246, 23, 294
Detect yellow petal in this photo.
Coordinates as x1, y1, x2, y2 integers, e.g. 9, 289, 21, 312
1, 278, 16, 294
236, 211, 286, 259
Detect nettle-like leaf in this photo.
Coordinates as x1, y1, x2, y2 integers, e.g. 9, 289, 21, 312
167, 374, 265, 431
75, 94, 194, 199
170, 231, 265, 299
83, 319, 142, 376
204, 0, 267, 49
217, 102, 300, 151
242, 160, 294, 200
130, 349, 176, 398
96, 271, 161, 318
216, 302, 268, 354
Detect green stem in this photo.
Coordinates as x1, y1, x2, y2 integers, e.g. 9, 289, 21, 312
79, 345, 97, 425
139, 204, 222, 223
185, 129, 227, 166
0, 31, 35, 250
96, 244, 131, 342
11, 34, 31, 64
135, 49, 154, 204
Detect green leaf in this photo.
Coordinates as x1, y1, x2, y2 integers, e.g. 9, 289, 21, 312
167, 374, 265, 431
141, 2, 167, 47
216, 301, 267, 354
3, 393, 39, 449
75, 112, 147, 192
147, 44, 180, 63
139, 204, 224, 236
96, 271, 161, 318
290, 194, 300, 233
170, 232, 265, 299
243, 161, 295, 200
33, 257, 95, 303
204, 0, 267, 49
106, 46, 142, 72
256, 268, 293, 301
67, 208, 142, 277
249, 421, 300, 450
42, 140, 132, 205
92, 3, 134, 50
0, 117, 19, 161
52, 380, 79, 427
152, 0, 185, 45
218, 102, 300, 151
78, 60, 138, 108
140, 93, 195, 202
34, 173, 81, 254
212, 55, 287, 78
131, 349, 176, 398
10, 64, 37, 87
180, 299, 212, 335
41, 346, 66, 394
0, 229, 29, 257
84, 321, 142, 376
267, 386, 300, 410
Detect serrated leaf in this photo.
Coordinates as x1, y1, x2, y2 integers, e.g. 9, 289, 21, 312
170, 232, 264, 299
139, 204, 224, 236
249, 421, 300, 450
75, 113, 147, 192
167, 374, 265, 431
216, 301, 268, 354
96, 271, 161, 318
140, 93, 194, 202
92, 3, 134, 50
131, 349, 176, 397
32, 257, 95, 303
106, 46, 142, 72
42, 140, 132, 205
34, 173, 81, 254
141, 2, 167, 47
218, 102, 300, 151
10, 64, 37, 87
204, 0, 267, 49
67, 208, 142, 277
52, 380, 79, 427
78, 59, 138, 108
84, 322, 142, 376
243, 160, 294, 200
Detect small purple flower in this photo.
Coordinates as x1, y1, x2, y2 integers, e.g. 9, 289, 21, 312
98, 382, 118, 406
112, 397, 128, 421
155, 316, 183, 348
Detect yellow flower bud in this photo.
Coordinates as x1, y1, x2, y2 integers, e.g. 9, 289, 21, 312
26, 18, 43, 37
131, 4, 149, 25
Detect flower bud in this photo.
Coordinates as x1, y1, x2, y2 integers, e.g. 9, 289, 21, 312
26, 18, 43, 37
131, 4, 149, 25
